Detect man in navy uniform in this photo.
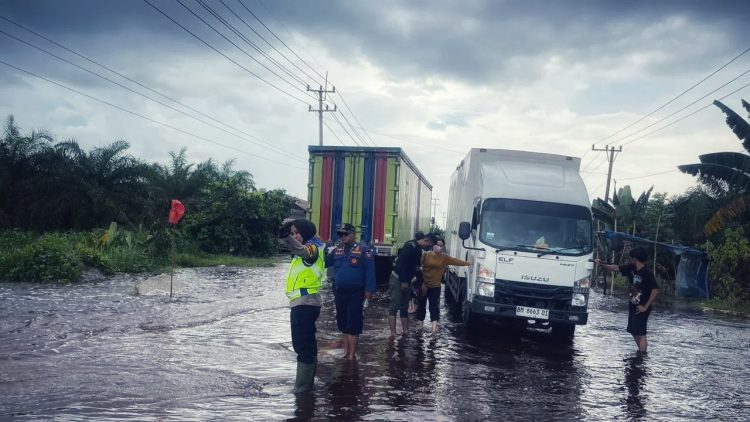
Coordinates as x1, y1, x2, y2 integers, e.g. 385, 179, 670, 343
325, 223, 376, 360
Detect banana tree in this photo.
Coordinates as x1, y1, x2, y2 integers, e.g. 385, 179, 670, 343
612, 185, 654, 235
678, 99, 750, 236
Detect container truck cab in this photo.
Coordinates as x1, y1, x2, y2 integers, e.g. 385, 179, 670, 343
444, 148, 594, 337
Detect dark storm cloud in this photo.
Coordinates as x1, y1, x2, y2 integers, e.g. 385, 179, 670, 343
2, 0, 748, 87
256, 0, 750, 84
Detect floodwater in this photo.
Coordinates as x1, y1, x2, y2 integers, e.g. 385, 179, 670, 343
1, 264, 748, 421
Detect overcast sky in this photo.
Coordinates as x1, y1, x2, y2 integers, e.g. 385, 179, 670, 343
2, 0, 750, 226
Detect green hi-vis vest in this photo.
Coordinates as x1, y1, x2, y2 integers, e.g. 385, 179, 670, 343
285, 245, 325, 301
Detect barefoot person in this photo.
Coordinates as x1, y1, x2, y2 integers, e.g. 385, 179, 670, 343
596, 247, 660, 353
325, 223, 376, 359
416, 237, 472, 335
389, 232, 437, 336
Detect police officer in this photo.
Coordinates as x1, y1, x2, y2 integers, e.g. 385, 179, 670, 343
278, 218, 325, 394
325, 223, 376, 360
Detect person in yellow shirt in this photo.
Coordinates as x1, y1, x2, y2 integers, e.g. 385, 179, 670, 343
415, 237, 472, 335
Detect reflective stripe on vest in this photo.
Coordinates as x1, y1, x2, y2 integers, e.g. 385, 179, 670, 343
285, 246, 325, 301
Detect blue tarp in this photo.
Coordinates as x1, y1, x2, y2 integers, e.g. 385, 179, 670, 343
597, 231, 711, 299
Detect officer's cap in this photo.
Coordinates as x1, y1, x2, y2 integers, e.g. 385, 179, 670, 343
336, 223, 356, 236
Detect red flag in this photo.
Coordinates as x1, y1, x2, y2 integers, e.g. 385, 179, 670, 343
168, 199, 185, 225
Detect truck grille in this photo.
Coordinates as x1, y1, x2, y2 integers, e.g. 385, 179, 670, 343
493, 279, 572, 310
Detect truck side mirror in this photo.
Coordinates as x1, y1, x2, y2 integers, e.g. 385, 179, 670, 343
458, 222, 471, 240
611, 233, 624, 253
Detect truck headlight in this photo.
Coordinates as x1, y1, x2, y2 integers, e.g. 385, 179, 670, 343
477, 281, 495, 297
476, 264, 495, 297
572, 293, 587, 307
573, 276, 590, 289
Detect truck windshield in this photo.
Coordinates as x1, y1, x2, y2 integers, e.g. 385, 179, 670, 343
479, 198, 593, 255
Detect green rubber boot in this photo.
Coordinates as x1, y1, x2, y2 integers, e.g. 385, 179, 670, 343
293, 362, 316, 395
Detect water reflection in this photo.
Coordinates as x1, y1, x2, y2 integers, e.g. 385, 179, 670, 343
624, 354, 648, 420
1, 267, 748, 421
326, 359, 365, 420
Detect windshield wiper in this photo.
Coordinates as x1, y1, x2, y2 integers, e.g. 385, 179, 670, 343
516, 244, 543, 250
536, 247, 585, 257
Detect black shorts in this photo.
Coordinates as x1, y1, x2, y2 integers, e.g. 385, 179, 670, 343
334, 287, 365, 335
627, 306, 650, 336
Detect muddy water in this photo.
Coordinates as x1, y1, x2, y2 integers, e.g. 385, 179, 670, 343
1, 264, 748, 420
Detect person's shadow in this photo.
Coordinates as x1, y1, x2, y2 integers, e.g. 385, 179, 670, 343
624, 353, 648, 420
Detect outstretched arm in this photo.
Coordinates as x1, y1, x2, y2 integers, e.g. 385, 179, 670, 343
594, 258, 619, 272
440, 254, 472, 267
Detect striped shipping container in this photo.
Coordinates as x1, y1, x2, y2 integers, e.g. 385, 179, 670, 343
307, 146, 432, 282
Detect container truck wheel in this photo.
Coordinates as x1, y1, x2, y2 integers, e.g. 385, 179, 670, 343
551, 323, 575, 338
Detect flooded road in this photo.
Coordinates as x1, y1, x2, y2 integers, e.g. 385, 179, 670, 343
1, 263, 748, 420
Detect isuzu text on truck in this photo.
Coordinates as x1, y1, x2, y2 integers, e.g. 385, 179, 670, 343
444, 148, 594, 337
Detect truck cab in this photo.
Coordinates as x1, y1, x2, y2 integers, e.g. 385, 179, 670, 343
445, 149, 594, 337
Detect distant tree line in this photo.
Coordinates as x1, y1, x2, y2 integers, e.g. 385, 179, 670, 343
0, 115, 292, 256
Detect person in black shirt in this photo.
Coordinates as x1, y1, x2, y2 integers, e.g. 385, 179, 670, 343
596, 247, 660, 353
389, 233, 437, 337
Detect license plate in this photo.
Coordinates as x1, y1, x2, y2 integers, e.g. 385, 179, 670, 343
516, 306, 549, 320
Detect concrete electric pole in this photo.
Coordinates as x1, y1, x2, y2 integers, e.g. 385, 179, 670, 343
591, 144, 623, 203
307, 83, 336, 146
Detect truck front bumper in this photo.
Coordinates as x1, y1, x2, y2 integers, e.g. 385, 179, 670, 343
470, 297, 588, 325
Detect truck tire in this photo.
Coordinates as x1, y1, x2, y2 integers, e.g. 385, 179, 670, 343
444, 273, 457, 304
462, 299, 477, 327
551, 323, 576, 338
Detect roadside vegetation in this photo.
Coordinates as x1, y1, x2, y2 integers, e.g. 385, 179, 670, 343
0, 115, 289, 283
593, 99, 750, 316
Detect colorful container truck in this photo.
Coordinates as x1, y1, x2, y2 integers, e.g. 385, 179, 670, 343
307, 146, 432, 282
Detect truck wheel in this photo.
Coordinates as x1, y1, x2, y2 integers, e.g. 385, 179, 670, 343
551, 323, 575, 338
444, 274, 456, 304
462, 299, 477, 326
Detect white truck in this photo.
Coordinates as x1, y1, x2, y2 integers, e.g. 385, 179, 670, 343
444, 148, 594, 337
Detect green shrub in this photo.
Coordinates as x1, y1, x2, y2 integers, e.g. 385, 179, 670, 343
0, 234, 83, 282
705, 228, 750, 304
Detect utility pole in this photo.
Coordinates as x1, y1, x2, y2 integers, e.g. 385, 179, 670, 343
431, 198, 440, 229
307, 80, 336, 146
591, 144, 622, 203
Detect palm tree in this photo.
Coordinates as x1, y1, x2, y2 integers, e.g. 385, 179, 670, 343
678, 99, 750, 235
23, 139, 152, 229
0, 116, 53, 228
145, 148, 219, 225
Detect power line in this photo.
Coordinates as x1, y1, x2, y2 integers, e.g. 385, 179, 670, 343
194, 0, 312, 90
620, 69, 750, 145
327, 97, 372, 147
142, 0, 312, 106
617, 169, 680, 181
330, 90, 377, 146
177, 0, 315, 100
247, 0, 328, 84
0, 58, 306, 171
0, 14, 306, 162
0, 27, 307, 164
595, 46, 750, 144
620, 78, 750, 147
244, 0, 378, 147
330, 112, 362, 146
365, 130, 465, 154
228, 0, 324, 87
322, 118, 347, 146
